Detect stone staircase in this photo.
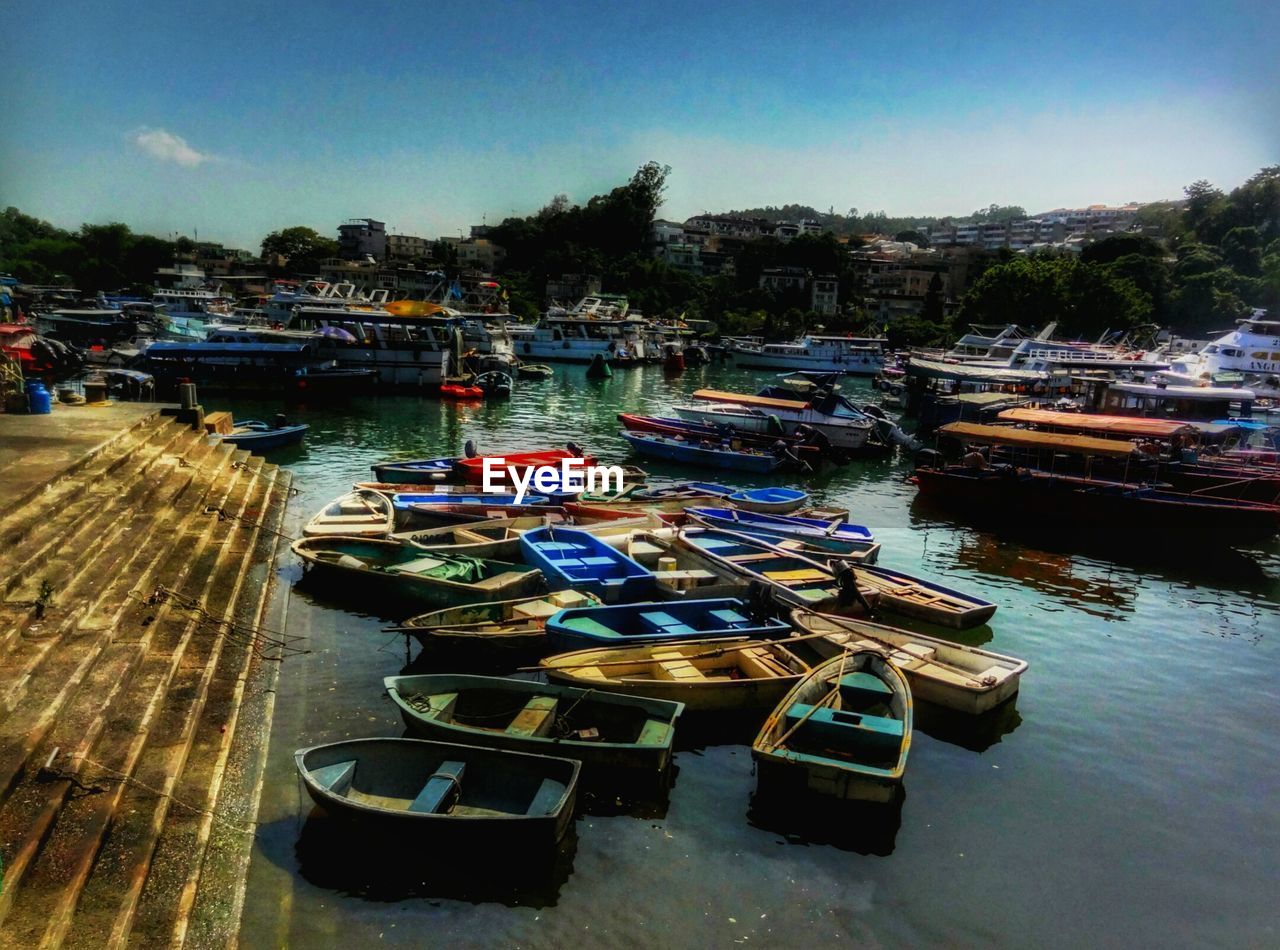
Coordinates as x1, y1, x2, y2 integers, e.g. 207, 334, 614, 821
0, 412, 292, 948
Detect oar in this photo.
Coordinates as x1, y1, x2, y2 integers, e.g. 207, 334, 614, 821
796, 610, 992, 686
765, 646, 853, 752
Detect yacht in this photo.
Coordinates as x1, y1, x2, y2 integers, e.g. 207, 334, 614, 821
286, 305, 459, 387
151, 288, 235, 339
731, 335, 885, 375
514, 295, 650, 363
1163, 311, 1280, 396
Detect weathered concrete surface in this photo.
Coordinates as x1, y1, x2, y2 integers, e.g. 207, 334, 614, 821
0, 405, 291, 948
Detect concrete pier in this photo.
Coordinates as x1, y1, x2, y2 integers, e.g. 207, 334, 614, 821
0, 403, 292, 947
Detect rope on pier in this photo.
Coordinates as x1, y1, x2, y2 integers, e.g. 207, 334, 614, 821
135, 585, 310, 660
203, 504, 298, 544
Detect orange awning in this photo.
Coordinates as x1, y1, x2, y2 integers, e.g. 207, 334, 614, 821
692, 388, 807, 411
997, 408, 1197, 439
939, 422, 1139, 457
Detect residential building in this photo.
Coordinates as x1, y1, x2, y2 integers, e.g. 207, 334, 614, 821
337, 218, 387, 260
546, 273, 602, 300
438, 236, 506, 273
387, 233, 432, 262
758, 266, 808, 293
810, 274, 839, 315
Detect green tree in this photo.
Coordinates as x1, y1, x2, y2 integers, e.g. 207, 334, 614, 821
260, 226, 338, 271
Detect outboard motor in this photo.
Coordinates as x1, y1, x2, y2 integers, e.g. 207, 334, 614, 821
913, 447, 942, 470
464, 439, 478, 459
273, 412, 288, 428
566, 441, 585, 458
832, 563, 874, 615
746, 581, 775, 622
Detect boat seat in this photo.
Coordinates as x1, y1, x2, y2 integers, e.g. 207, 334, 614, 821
896, 643, 936, 662
418, 691, 458, 720
526, 777, 567, 816
568, 666, 609, 681
579, 556, 617, 567
562, 616, 617, 638
640, 610, 696, 635
975, 665, 1008, 684
651, 650, 704, 681
393, 556, 446, 575
708, 607, 750, 627
764, 569, 827, 585
407, 760, 466, 814
636, 718, 672, 745
507, 695, 559, 737
838, 671, 894, 708
309, 759, 356, 795
630, 541, 664, 558
784, 703, 902, 753
737, 647, 792, 677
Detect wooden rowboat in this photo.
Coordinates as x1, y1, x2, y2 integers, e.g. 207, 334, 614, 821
790, 610, 1027, 714
385, 674, 684, 781
848, 564, 997, 630
520, 526, 655, 603
624, 529, 750, 599
393, 590, 602, 661
295, 737, 579, 847
543, 596, 790, 652
392, 513, 661, 561
303, 489, 394, 539
540, 638, 814, 712
753, 650, 912, 803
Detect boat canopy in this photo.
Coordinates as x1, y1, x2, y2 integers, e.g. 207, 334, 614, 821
996, 408, 1198, 439
908, 358, 1048, 383
938, 422, 1140, 457
1107, 382, 1256, 401
693, 389, 807, 411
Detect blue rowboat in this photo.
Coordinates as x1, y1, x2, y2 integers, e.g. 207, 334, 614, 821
620, 431, 783, 473
726, 487, 809, 514
634, 481, 736, 500
520, 526, 655, 603
219, 420, 308, 450
371, 457, 460, 484
753, 650, 912, 803
850, 564, 998, 630
295, 737, 579, 847
543, 596, 790, 651
685, 506, 879, 558
391, 492, 551, 509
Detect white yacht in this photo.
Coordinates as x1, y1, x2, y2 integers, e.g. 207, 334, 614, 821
286, 305, 459, 387
514, 294, 650, 363
1163, 311, 1280, 396
152, 288, 235, 339
731, 335, 885, 375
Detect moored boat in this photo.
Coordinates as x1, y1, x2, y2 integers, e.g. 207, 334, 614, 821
304, 489, 394, 538
851, 564, 997, 630
726, 487, 810, 514
790, 610, 1026, 714
370, 457, 460, 484
384, 673, 684, 780
620, 431, 784, 473
517, 363, 554, 381
752, 650, 911, 802
684, 506, 879, 559
218, 418, 309, 450
455, 447, 597, 485
543, 596, 790, 651
475, 371, 513, 397
623, 529, 751, 599
294, 737, 579, 847
519, 525, 655, 602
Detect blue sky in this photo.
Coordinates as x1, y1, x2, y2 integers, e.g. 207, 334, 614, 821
1, 0, 1275, 250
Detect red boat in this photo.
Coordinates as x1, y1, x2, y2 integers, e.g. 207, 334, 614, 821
455, 448, 597, 485
441, 383, 484, 399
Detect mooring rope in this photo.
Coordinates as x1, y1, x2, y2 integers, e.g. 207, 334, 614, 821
203, 504, 298, 544
135, 585, 310, 660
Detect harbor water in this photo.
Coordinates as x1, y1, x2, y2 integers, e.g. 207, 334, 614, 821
236, 362, 1280, 948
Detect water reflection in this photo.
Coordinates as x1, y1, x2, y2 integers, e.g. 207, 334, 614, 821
747, 786, 905, 857
914, 698, 1023, 753
286, 811, 577, 907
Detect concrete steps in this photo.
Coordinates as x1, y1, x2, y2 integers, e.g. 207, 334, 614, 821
0, 413, 293, 947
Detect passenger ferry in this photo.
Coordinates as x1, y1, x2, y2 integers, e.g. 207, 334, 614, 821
286, 305, 459, 387
513, 295, 650, 364
152, 288, 235, 339
1163, 310, 1280, 396
731, 335, 885, 375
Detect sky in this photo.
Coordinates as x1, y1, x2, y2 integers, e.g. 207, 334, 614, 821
1, 0, 1276, 251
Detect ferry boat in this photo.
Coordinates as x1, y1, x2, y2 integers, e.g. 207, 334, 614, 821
513, 295, 650, 364
1163, 310, 1280, 396
287, 305, 459, 387
730, 335, 885, 375
151, 288, 235, 339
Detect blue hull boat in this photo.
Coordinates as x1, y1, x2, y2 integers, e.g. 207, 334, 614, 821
544, 597, 790, 651
635, 481, 736, 500
371, 457, 460, 484
726, 487, 809, 514
520, 526, 655, 603
685, 506, 878, 556
219, 420, 308, 450
620, 431, 783, 473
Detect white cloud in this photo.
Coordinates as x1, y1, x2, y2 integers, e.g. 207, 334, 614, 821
130, 127, 217, 167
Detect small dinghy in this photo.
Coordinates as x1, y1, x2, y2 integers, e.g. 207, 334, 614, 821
303, 489, 394, 539
674, 528, 879, 616
790, 610, 1027, 715
543, 596, 790, 652
621, 431, 784, 473
540, 639, 814, 712
292, 537, 545, 609
385, 674, 683, 781
849, 564, 997, 630
634, 481, 737, 501
475, 371, 513, 398
370, 457, 459, 485
295, 737, 578, 846
517, 364, 554, 381
685, 506, 879, 559
392, 516, 553, 561
624, 529, 751, 599
753, 650, 912, 802
218, 418, 309, 450
393, 589, 601, 661
520, 525, 655, 603
725, 487, 809, 514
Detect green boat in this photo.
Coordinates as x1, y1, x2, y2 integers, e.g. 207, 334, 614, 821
385, 673, 684, 782
752, 650, 912, 803
292, 536, 545, 609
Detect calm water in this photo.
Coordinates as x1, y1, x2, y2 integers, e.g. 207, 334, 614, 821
235, 363, 1280, 948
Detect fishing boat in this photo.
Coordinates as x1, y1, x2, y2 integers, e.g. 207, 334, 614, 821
620, 431, 784, 473
294, 737, 579, 846
752, 651, 911, 802
291, 537, 545, 609
540, 639, 814, 712
217, 418, 309, 450
684, 507, 879, 559
393, 590, 601, 661
616, 414, 833, 464
519, 526, 655, 603
475, 371, 513, 397
848, 564, 997, 630
543, 596, 789, 652
455, 447, 597, 485
384, 674, 684, 779
370, 457, 459, 484
673, 528, 879, 616
517, 364, 554, 381
624, 529, 751, 598
790, 610, 1027, 715
303, 489, 394, 538
689, 388, 876, 451
725, 487, 810, 514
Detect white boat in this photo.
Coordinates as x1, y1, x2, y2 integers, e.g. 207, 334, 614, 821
689, 389, 875, 451
513, 295, 650, 364
730, 335, 885, 376
1164, 310, 1280, 396
288, 305, 457, 387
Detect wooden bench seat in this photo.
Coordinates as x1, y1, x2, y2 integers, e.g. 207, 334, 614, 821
784, 702, 902, 753
407, 760, 466, 813
506, 695, 559, 737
